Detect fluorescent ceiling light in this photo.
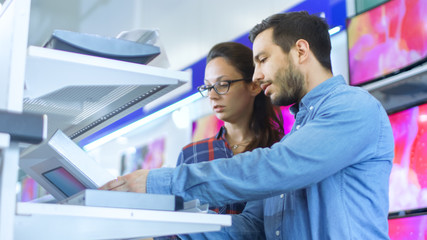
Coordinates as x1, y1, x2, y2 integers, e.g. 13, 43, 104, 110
328, 26, 342, 36
83, 92, 202, 151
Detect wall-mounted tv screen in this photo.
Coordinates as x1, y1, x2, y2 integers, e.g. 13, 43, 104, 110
388, 212, 427, 239
347, 0, 427, 86
388, 102, 427, 213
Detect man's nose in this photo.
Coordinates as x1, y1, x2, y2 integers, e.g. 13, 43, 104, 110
252, 66, 264, 84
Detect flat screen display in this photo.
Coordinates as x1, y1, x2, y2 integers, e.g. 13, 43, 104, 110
280, 105, 295, 134
347, 0, 427, 86
43, 167, 86, 197
389, 213, 427, 239
388, 102, 427, 213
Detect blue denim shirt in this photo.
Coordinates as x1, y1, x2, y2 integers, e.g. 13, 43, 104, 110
147, 75, 394, 239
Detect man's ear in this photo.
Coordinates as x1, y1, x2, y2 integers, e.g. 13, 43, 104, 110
294, 39, 310, 64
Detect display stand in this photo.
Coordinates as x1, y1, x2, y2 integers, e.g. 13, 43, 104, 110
0, 0, 31, 239
363, 63, 427, 113
0, 0, 231, 239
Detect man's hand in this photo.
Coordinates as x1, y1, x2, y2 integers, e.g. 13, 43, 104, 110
99, 169, 150, 193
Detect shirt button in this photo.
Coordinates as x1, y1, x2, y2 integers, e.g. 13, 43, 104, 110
296, 125, 301, 130
280, 194, 284, 198
276, 230, 280, 236
309, 106, 314, 110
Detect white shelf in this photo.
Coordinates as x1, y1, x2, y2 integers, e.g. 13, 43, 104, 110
24, 46, 190, 99
22, 46, 192, 142
15, 202, 231, 240
362, 63, 427, 91
363, 63, 427, 113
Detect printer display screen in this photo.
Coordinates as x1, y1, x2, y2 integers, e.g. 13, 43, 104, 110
43, 167, 86, 197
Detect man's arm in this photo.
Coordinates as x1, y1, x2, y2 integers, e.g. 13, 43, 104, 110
102, 89, 391, 207
145, 91, 390, 206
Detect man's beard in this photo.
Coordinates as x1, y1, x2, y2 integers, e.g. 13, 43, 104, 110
271, 59, 305, 106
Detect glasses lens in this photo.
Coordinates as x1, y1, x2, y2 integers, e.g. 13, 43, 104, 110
215, 82, 230, 94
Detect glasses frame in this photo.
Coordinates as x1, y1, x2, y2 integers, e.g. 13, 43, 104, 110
197, 78, 248, 97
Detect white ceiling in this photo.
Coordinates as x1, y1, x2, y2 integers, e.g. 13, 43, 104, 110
27, 0, 303, 70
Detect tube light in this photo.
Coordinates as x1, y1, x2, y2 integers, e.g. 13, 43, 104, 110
83, 92, 202, 151
328, 26, 342, 36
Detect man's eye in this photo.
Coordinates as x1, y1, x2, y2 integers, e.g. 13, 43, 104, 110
259, 57, 267, 63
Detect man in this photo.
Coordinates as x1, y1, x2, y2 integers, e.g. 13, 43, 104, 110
102, 11, 394, 239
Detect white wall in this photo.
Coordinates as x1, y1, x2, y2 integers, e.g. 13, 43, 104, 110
330, 30, 349, 83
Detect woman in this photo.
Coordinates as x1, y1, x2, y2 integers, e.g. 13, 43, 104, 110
176, 41, 284, 214
103, 42, 285, 239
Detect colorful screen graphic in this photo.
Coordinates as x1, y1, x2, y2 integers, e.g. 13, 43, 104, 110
120, 137, 165, 175
192, 114, 224, 142
389, 213, 427, 239
388, 102, 427, 213
280, 105, 296, 135
347, 0, 427, 86
43, 167, 86, 197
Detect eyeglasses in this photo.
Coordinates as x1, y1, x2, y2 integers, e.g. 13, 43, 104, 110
197, 79, 248, 97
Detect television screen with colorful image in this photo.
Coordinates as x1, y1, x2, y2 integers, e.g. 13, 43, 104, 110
388, 102, 427, 213
347, 0, 427, 86
120, 136, 166, 175
388, 212, 427, 239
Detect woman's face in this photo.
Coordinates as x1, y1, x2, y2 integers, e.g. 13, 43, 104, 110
204, 57, 260, 124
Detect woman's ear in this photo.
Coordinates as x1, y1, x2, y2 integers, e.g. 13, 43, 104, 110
249, 81, 262, 96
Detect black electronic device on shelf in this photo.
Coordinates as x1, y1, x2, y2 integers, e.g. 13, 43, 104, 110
44, 29, 161, 64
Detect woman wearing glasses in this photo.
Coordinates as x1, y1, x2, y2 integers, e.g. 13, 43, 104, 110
176, 42, 284, 215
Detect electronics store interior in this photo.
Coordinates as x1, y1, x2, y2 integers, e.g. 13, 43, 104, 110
1, 0, 426, 239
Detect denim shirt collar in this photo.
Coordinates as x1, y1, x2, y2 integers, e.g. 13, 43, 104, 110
290, 75, 346, 115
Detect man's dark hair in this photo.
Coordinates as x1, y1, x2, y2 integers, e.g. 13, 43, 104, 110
249, 11, 332, 72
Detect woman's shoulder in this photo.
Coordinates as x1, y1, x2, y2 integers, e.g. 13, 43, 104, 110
181, 135, 221, 151
177, 135, 231, 165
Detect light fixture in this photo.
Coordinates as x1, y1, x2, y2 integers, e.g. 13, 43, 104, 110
83, 92, 202, 151
172, 106, 190, 129
328, 26, 342, 36
328, 26, 341, 36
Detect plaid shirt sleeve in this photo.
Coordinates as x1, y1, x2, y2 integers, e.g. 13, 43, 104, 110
177, 127, 246, 214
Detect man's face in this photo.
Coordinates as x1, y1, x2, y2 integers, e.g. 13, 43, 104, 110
252, 28, 306, 106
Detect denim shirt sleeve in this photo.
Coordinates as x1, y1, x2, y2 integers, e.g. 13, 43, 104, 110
178, 200, 265, 240
147, 86, 388, 206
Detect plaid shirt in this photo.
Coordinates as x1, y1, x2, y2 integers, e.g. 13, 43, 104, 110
176, 126, 246, 214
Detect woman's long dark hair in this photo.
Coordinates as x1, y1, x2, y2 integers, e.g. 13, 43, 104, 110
206, 42, 284, 151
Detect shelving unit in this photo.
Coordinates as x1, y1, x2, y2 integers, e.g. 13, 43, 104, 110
363, 63, 427, 113
0, 0, 231, 239
15, 202, 230, 239
24, 45, 191, 143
